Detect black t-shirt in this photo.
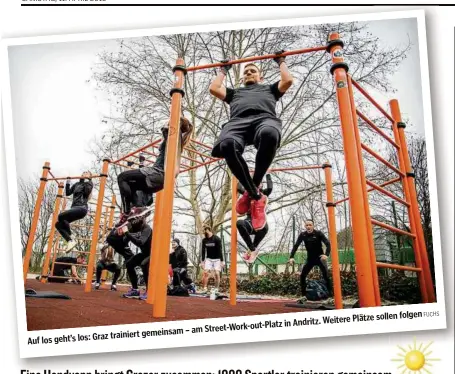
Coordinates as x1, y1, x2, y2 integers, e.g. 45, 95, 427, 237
224, 81, 284, 119
169, 246, 188, 269
66, 179, 93, 208
54, 256, 77, 273
290, 230, 331, 260
201, 235, 223, 261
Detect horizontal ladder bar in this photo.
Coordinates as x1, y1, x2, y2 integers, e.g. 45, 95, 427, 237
371, 219, 416, 238
361, 143, 405, 177
365, 179, 410, 207
376, 262, 422, 272
356, 109, 399, 149
334, 177, 402, 205
350, 77, 394, 122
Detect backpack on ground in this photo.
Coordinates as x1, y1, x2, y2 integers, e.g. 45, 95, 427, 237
167, 285, 189, 297
306, 280, 329, 301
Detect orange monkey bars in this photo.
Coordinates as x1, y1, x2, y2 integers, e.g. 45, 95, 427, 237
23, 32, 435, 315
22, 161, 116, 287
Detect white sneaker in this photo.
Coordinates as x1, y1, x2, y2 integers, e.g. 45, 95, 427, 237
111, 284, 117, 291
65, 240, 77, 253
95, 283, 100, 290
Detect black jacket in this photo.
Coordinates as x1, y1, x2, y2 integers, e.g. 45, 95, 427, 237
66, 179, 93, 208
290, 230, 331, 260
169, 246, 188, 269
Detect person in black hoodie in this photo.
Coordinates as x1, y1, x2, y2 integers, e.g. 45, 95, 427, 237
55, 171, 93, 253
169, 238, 194, 292
115, 117, 193, 228
288, 220, 332, 298
119, 218, 153, 299
237, 174, 272, 264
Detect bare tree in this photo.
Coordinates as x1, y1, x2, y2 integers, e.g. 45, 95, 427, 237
18, 178, 57, 271
89, 22, 411, 255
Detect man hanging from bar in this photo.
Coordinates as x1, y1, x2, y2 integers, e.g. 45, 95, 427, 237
237, 174, 273, 264
115, 117, 193, 227
55, 171, 93, 253
288, 220, 332, 302
209, 51, 293, 231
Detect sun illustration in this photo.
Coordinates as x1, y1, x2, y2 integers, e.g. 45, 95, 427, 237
391, 338, 441, 373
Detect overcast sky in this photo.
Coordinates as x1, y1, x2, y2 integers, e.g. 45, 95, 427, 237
8, 17, 424, 181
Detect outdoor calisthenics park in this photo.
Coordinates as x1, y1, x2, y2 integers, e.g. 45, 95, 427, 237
22, 32, 435, 320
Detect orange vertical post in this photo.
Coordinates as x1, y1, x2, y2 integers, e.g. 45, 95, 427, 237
23, 162, 50, 283
322, 164, 343, 309
84, 159, 110, 292
106, 195, 116, 239
230, 176, 238, 306
147, 190, 164, 305
40, 183, 64, 283
100, 204, 110, 283
51, 197, 67, 276
347, 75, 381, 306
388, 102, 427, 303
153, 58, 185, 318
328, 32, 376, 307
389, 99, 435, 302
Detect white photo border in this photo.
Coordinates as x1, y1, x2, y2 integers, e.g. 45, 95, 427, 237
0, 9, 447, 358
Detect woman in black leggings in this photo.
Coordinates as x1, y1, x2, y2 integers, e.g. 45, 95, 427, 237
116, 117, 193, 227
55, 171, 93, 253
237, 174, 272, 264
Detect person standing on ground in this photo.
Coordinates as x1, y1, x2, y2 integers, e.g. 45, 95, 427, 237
288, 220, 332, 300
200, 226, 224, 294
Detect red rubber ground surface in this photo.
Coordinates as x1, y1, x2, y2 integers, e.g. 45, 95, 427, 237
25, 280, 306, 331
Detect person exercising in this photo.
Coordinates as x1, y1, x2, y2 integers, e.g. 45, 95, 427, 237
209, 51, 293, 231
116, 117, 193, 227
48, 254, 86, 283
237, 174, 272, 264
169, 238, 195, 292
200, 226, 224, 294
55, 171, 93, 253
95, 245, 121, 291
120, 219, 153, 299
288, 220, 332, 298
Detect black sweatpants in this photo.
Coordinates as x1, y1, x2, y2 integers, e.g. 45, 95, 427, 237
237, 219, 268, 251
96, 262, 121, 285
172, 268, 192, 287
117, 168, 163, 213
106, 229, 134, 262
48, 268, 67, 283
300, 257, 332, 296
55, 206, 88, 242
126, 252, 149, 289
214, 116, 280, 199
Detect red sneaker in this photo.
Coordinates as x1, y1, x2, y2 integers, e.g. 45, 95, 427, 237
251, 194, 268, 231
236, 191, 251, 216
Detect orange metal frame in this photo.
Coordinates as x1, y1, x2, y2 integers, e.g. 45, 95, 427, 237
23, 33, 435, 315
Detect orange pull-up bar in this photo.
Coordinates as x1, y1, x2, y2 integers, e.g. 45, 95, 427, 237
48, 175, 101, 181
186, 46, 327, 72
